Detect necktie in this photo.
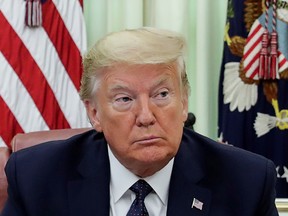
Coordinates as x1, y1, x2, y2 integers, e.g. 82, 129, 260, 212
126, 179, 153, 216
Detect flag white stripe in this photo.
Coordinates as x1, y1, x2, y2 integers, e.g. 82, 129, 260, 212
244, 42, 261, 66
2, 0, 89, 128
244, 26, 262, 63
32, 1, 36, 24
245, 60, 259, 79
245, 23, 263, 49
243, 21, 264, 78
279, 53, 288, 72
53, 0, 87, 53
0, 52, 49, 132
27, 1, 32, 26
0, 136, 6, 147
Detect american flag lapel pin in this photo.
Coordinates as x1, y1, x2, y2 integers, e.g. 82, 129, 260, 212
191, 198, 203, 210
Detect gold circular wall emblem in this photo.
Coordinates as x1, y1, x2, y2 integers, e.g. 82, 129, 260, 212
277, 0, 288, 23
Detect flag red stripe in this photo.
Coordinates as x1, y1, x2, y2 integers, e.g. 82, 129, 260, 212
42, 1, 82, 90
0, 12, 70, 129
279, 56, 287, 68
79, 0, 83, 8
243, 35, 262, 60
245, 24, 262, 44
0, 96, 24, 148
249, 68, 259, 79
244, 52, 260, 71
244, 52, 260, 78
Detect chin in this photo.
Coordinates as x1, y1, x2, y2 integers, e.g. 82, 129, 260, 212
137, 148, 174, 164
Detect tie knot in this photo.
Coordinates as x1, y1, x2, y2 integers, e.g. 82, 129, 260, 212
130, 179, 152, 199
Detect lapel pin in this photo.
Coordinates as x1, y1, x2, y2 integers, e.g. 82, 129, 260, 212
191, 198, 203, 210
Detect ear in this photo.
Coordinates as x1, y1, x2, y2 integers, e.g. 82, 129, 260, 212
84, 100, 103, 132
181, 96, 189, 122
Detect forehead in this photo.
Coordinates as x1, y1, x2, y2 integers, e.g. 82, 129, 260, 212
102, 63, 179, 84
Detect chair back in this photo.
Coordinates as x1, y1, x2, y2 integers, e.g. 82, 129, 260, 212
0, 128, 92, 213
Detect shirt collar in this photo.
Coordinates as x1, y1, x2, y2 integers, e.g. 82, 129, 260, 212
108, 145, 174, 205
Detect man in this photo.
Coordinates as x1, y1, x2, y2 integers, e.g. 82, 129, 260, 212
2, 27, 278, 215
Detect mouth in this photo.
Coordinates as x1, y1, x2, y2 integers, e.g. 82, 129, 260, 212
133, 136, 161, 145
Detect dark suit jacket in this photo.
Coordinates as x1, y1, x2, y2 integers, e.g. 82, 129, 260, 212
2, 129, 278, 216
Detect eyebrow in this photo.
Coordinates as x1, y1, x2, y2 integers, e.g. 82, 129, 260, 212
107, 73, 174, 94
153, 76, 172, 87
108, 84, 131, 93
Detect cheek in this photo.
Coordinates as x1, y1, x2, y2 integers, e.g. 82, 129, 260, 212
160, 108, 185, 142
161, 104, 186, 126
100, 113, 135, 142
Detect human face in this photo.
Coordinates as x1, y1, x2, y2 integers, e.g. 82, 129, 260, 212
85, 63, 188, 177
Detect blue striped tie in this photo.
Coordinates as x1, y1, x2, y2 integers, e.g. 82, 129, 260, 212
126, 180, 153, 216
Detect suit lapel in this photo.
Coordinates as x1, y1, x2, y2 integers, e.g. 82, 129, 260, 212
167, 131, 211, 216
167, 173, 211, 216
67, 134, 110, 216
66, 129, 212, 215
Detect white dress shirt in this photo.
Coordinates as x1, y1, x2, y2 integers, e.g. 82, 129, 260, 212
108, 146, 174, 216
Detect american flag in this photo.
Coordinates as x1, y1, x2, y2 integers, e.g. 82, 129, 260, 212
191, 198, 203, 210
0, 0, 90, 148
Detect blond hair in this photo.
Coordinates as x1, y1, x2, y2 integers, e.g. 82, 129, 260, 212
79, 27, 190, 100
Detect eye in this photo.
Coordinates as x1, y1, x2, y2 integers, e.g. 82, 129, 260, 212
159, 91, 169, 98
154, 90, 169, 100
115, 96, 132, 103
113, 95, 133, 111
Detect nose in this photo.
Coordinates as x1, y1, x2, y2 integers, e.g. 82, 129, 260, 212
135, 97, 156, 127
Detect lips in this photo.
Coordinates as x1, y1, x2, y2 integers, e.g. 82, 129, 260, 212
133, 136, 161, 145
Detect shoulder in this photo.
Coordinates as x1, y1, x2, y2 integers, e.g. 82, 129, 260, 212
6, 130, 106, 179
11, 129, 104, 159
182, 128, 274, 170
4, 130, 109, 214
175, 129, 278, 215
179, 128, 277, 190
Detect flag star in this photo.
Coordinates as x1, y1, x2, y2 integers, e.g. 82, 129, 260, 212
281, 166, 288, 183
217, 133, 231, 145
217, 133, 224, 142
276, 166, 281, 178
